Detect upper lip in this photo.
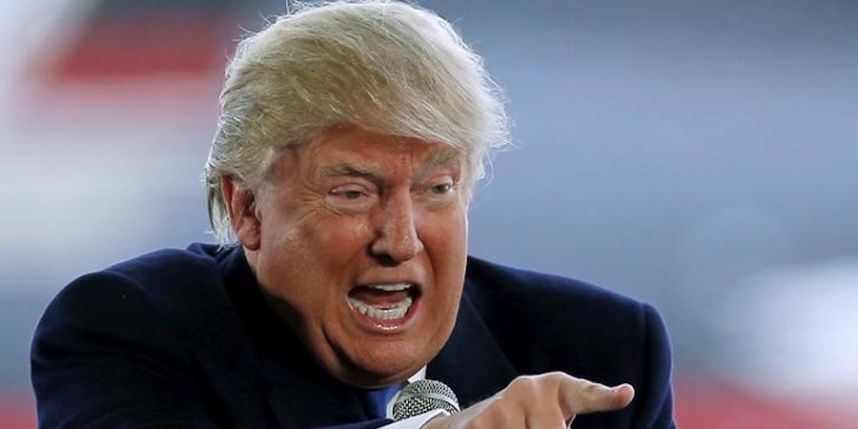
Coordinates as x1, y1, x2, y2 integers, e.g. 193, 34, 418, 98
352, 278, 423, 292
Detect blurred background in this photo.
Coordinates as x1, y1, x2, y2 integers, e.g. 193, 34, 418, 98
2, 0, 856, 427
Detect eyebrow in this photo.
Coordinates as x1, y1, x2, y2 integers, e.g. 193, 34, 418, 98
315, 148, 465, 183
317, 163, 382, 181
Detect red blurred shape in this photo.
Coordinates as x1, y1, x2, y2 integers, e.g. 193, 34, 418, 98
675, 374, 856, 429
44, 10, 236, 82
0, 393, 35, 429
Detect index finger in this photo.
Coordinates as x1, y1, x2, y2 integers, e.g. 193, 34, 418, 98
557, 376, 635, 416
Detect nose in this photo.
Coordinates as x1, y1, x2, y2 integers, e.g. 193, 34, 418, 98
370, 191, 424, 264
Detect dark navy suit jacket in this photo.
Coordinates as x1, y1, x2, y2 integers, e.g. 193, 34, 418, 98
32, 244, 675, 428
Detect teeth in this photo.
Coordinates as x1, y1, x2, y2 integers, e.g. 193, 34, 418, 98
368, 283, 412, 291
348, 296, 413, 320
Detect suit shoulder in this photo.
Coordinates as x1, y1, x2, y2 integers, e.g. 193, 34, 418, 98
464, 258, 677, 429
31, 244, 241, 428
465, 256, 642, 313
103, 244, 221, 285
464, 256, 665, 380
37, 244, 228, 334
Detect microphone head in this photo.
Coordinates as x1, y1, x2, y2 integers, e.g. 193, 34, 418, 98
392, 379, 460, 421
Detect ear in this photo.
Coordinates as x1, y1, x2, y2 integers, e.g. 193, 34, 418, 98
221, 175, 261, 251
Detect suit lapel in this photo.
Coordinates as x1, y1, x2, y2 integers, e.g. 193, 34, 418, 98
427, 285, 518, 408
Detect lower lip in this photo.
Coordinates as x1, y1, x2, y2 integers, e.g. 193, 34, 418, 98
348, 295, 421, 333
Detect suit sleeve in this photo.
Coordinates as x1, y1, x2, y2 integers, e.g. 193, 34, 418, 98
31, 271, 224, 428
631, 304, 677, 429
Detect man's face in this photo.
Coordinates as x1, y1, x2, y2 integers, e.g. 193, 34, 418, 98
236, 125, 470, 387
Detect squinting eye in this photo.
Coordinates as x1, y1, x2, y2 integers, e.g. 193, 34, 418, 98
329, 186, 371, 202
341, 190, 365, 200
327, 185, 374, 213
431, 183, 453, 194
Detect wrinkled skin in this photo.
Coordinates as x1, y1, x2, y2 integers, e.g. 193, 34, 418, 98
224, 125, 470, 388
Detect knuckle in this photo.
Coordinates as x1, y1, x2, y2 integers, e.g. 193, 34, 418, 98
544, 371, 574, 387
509, 375, 533, 388
509, 375, 540, 394
544, 371, 569, 380
535, 371, 578, 387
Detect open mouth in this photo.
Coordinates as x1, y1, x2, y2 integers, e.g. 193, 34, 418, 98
347, 283, 421, 328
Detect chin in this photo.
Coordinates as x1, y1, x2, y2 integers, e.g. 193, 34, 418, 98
331, 342, 428, 388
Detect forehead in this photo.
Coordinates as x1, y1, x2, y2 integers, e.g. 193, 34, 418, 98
299, 126, 465, 173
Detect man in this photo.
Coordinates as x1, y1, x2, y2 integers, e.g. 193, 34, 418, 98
32, 1, 676, 428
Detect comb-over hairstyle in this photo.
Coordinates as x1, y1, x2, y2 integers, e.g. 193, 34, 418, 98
205, 0, 510, 243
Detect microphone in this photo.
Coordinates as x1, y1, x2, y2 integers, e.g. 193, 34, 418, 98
392, 379, 460, 421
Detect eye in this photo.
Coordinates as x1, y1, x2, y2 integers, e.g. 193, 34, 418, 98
431, 183, 453, 194
340, 189, 366, 200
327, 184, 376, 213
330, 186, 369, 200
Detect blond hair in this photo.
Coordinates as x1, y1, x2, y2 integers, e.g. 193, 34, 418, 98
205, 0, 509, 243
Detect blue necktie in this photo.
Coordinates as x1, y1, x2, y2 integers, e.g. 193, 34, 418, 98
361, 384, 401, 419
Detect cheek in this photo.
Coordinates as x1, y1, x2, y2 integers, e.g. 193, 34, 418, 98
263, 203, 370, 260
303, 217, 378, 283
256, 212, 376, 299
432, 206, 468, 248
423, 207, 469, 278
315, 217, 375, 255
